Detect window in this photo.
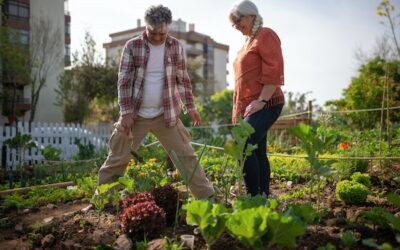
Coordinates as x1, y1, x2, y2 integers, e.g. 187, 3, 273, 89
5, 1, 30, 19
8, 29, 29, 45
64, 44, 70, 57
65, 22, 70, 36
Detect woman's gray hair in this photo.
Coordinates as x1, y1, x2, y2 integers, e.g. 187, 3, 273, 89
144, 5, 172, 28
229, 0, 263, 38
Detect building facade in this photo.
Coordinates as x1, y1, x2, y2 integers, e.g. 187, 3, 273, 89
103, 19, 229, 97
0, 0, 70, 125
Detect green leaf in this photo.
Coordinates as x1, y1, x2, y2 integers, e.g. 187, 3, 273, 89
226, 206, 270, 249
387, 193, 400, 208
266, 212, 305, 249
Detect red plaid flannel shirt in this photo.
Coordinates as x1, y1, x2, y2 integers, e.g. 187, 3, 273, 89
117, 32, 196, 127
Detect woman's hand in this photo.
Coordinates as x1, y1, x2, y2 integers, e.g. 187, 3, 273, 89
244, 100, 264, 117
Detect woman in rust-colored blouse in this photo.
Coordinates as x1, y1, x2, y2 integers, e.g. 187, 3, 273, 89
229, 0, 284, 197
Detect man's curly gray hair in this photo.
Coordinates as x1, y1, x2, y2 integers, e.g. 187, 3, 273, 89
144, 5, 172, 27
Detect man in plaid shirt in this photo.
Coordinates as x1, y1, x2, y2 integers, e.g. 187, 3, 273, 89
86, 5, 214, 210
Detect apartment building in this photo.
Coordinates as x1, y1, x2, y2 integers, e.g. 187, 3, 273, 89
103, 19, 229, 96
0, 0, 70, 125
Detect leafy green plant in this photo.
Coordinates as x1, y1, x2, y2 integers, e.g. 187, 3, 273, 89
91, 182, 119, 212
288, 123, 337, 211
119, 201, 166, 240
125, 158, 169, 193
317, 243, 337, 250
76, 176, 97, 198
183, 200, 228, 247
151, 185, 179, 226
4, 133, 38, 166
226, 205, 305, 249
341, 230, 357, 248
334, 148, 369, 180
42, 145, 62, 161
73, 138, 95, 160
224, 119, 257, 196
336, 180, 368, 205
351, 172, 371, 187
163, 237, 184, 250
358, 207, 390, 230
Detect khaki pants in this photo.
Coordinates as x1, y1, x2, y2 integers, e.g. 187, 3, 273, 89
97, 115, 214, 199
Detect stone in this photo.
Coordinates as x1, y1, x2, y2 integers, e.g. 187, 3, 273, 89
43, 217, 54, 224
46, 204, 57, 209
116, 234, 134, 250
15, 222, 24, 232
147, 238, 165, 250
41, 234, 55, 248
61, 239, 75, 250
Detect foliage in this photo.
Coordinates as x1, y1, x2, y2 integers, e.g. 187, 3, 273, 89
288, 123, 337, 211
270, 157, 311, 183
76, 176, 97, 198
325, 58, 400, 129
183, 200, 228, 247
2, 187, 80, 209
42, 145, 62, 161
125, 158, 169, 193
341, 230, 357, 248
56, 31, 118, 123
0, 24, 30, 122
224, 119, 257, 196
151, 185, 179, 226
333, 151, 369, 180
163, 237, 184, 250
358, 207, 391, 230
121, 192, 155, 210
351, 172, 371, 187
90, 182, 119, 212
4, 133, 38, 166
202, 89, 234, 135
119, 201, 166, 240
226, 204, 305, 249
73, 138, 95, 160
335, 180, 368, 205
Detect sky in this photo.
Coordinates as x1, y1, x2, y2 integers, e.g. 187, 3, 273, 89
68, 0, 394, 106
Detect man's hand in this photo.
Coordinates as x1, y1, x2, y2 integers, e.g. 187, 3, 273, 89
244, 100, 264, 117
120, 113, 134, 135
188, 110, 201, 126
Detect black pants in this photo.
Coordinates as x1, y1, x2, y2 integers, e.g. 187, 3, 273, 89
243, 104, 283, 196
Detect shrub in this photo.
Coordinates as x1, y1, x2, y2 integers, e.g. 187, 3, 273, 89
151, 185, 179, 226
336, 180, 368, 205
121, 192, 155, 209
334, 157, 368, 180
351, 172, 371, 187
119, 201, 166, 239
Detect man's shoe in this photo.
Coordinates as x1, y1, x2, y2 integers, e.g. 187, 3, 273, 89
81, 204, 95, 213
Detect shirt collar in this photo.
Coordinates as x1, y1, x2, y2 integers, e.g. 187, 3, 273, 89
141, 31, 173, 46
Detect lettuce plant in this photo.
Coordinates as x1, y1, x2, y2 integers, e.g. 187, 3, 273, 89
119, 201, 166, 240
183, 200, 228, 247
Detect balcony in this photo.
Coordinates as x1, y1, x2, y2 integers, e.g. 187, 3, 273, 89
2, 98, 31, 112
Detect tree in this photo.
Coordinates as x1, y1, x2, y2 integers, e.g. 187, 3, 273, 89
326, 57, 400, 129
56, 31, 118, 123
0, 25, 30, 125
28, 18, 62, 124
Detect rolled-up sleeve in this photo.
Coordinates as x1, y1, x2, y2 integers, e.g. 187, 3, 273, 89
259, 30, 284, 86
176, 42, 196, 112
118, 42, 135, 115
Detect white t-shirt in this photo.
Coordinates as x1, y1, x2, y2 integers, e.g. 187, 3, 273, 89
138, 42, 165, 118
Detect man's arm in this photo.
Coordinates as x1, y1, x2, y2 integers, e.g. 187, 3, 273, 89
117, 42, 135, 131
118, 42, 135, 116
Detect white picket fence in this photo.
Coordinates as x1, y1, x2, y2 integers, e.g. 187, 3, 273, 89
0, 122, 113, 169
